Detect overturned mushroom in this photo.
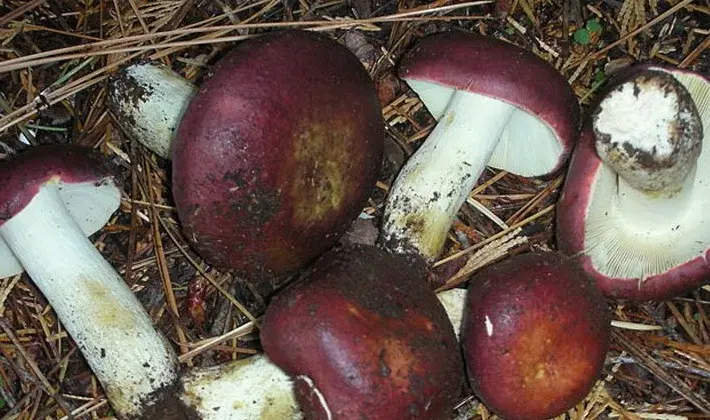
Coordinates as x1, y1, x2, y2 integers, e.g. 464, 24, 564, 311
557, 65, 710, 300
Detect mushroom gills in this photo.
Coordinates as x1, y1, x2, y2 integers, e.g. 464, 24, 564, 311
0, 182, 179, 418
0, 180, 121, 279
404, 79, 565, 176
437, 287, 466, 339
585, 71, 710, 280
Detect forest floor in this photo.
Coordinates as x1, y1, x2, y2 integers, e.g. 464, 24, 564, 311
0, 0, 708, 418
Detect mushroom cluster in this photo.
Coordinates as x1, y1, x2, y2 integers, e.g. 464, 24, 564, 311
0, 142, 467, 418
13, 24, 709, 420
370, 32, 615, 420
257, 31, 610, 420
3, 29, 385, 419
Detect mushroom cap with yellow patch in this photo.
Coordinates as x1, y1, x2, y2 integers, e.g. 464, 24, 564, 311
172, 30, 383, 284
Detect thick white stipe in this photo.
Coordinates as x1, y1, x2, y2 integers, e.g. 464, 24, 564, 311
0, 184, 178, 418
110, 63, 196, 159
181, 354, 301, 419
382, 91, 515, 260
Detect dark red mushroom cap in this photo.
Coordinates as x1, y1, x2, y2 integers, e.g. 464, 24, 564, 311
398, 31, 579, 175
260, 244, 464, 420
172, 30, 383, 283
0, 145, 121, 278
462, 252, 610, 420
557, 64, 710, 301
0, 145, 117, 223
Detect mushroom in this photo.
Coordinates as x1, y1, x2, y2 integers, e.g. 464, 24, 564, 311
109, 30, 384, 290
0, 145, 307, 419
257, 32, 583, 418
108, 61, 197, 159
380, 32, 579, 262
0, 145, 182, 419
172, 29, 383, 286
557, 65, 710, 300
181, 288, 466, 420
461, 252, 610, 420
260, 244, 465, 419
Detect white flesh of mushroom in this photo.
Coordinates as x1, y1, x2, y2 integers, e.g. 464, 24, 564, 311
181, 354, 302, 419
585, 71, 710, 280
436, 287, 466, 339
382, 81, 563, 261
109, 63, 196, 159
0, 181, 179, 418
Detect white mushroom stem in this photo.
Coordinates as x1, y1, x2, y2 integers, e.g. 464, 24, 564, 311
381, 91, 515, 261
109, 63, 196, 159
593, 71, 702, 197
615, 169, 696, 230
180, 354, 301, 419
0, 183, 179, 419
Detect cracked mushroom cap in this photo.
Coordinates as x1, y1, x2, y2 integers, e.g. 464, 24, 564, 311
0, 145, 121, 278
398, 31, 579, 177
260, 245, 464, 420
172, 30, 383, 284
557, 65, 710, 301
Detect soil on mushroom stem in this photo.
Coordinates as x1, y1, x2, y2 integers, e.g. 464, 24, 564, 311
0, 0, 708, 418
